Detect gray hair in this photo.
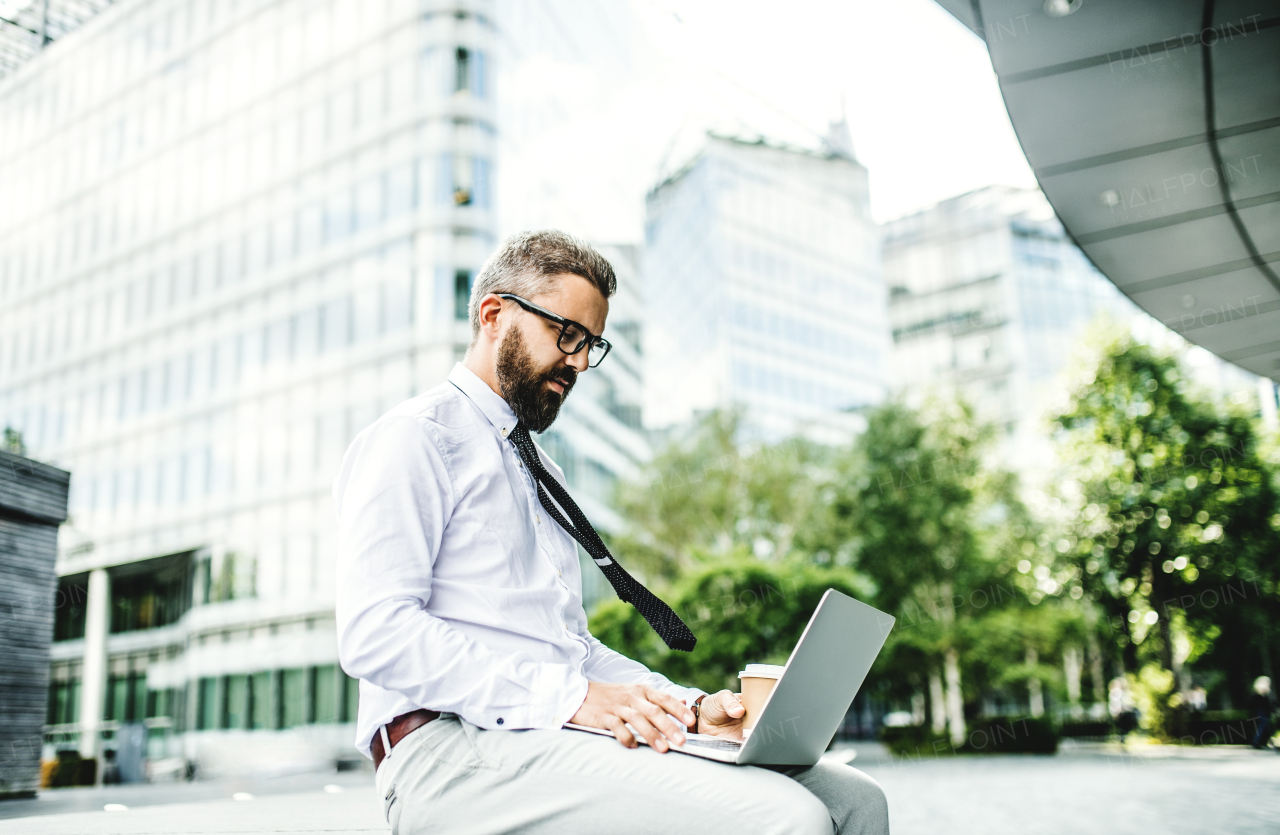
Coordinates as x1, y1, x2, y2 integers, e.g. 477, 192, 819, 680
468, 230, 617, 341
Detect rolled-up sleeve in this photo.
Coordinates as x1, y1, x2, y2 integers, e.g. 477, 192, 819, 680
334, 414, 589, 730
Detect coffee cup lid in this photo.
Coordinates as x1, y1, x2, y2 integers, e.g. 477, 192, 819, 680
738, 663, 786, 679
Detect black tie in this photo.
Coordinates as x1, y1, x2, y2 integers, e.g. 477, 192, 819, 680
508, 424, 697, 652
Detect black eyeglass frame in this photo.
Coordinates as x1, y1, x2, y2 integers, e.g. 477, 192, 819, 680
496, 293, 613, 367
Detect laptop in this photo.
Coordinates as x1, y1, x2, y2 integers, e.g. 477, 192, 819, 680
564, 588, 895, 765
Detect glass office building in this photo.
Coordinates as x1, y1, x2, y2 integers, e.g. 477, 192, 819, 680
643, 131, 890, 439
490, 0, 650, 607
0, 0, 498, 772
884, 185, 1213, 469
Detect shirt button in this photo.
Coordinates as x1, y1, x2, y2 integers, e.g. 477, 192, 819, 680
497, 717, 504, 725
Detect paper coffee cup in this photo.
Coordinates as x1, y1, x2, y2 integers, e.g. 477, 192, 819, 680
737, 663, 786, 731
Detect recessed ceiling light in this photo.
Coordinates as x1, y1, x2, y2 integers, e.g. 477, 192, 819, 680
1044, 0, 1083, 17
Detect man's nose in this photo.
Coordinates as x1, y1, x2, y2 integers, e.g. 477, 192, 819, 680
564, 349, 589, 374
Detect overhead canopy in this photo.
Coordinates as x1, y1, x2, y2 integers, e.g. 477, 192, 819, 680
935, 0, 1280, 382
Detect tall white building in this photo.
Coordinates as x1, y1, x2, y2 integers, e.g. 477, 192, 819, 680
643, 131, 889, 439
0, 0, 498, 771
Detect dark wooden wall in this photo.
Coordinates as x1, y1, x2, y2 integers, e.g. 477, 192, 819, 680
0, 451, 70, 799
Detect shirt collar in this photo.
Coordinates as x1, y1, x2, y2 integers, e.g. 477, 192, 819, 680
448, 363, 519, 439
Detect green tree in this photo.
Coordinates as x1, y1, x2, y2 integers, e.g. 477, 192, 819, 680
1053, 332, 1280, 738
611, 410, 834, 581
822, 398, 1031, 745
589, 554, 871, 694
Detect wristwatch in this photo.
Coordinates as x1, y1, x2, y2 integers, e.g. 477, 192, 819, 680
691, 694, 707, 732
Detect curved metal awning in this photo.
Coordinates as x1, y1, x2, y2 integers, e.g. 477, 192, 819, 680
935, 0, 1280, 382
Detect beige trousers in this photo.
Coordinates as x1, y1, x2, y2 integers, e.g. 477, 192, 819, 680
374, 713, 889, 835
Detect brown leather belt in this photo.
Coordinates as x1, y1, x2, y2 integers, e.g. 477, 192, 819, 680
372, 708, 441, 771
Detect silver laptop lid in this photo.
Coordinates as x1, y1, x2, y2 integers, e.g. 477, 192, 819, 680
737, 589, 895, 766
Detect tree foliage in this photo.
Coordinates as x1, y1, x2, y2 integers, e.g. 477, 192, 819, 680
597, 350, 1279, 744
611, 410, 834, 581
1053, 332, 1280, 734
817, 399, 1043, 741
589, 554, 870, 694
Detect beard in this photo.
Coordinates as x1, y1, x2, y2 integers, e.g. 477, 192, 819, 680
495, 325, 577, 433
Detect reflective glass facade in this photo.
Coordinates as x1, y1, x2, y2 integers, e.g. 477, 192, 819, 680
643, 134, 890, 438
1, 0, 497, 762
885, 186, 1142, 466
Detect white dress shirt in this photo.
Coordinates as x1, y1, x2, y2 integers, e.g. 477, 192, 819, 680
334, 363, 705, 757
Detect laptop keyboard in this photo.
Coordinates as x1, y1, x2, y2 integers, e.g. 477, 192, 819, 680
681, 735, 742, 751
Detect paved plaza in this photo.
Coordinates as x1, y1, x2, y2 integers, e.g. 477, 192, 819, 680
1, 742, 1276, 834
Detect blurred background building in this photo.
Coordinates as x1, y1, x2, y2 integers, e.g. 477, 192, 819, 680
643, 130, 889, 439
884, 186, 1136, 466
884, 184, 1270, 471
0, 0, 499, 775
0, 0, 659, 777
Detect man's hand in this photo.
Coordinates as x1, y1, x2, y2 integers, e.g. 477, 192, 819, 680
570, 682, 695, 752
696, 690, 746, 740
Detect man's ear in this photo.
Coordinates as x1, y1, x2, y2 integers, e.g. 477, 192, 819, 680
476, 294, 505, 340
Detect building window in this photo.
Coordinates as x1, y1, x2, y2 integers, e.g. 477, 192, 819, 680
198, 551, 256, 604
321, 296, 352, 353
341, 673, 359, 723
451, 47, 486, 98
453, 154, 473, 205
250, 672, 273, 730
111, 564, 191, 633
312, 665, 338, 724
146, 688, 175, 722
280, 668, 307, 729
388, 162, 415, 216
105, 673, 147, 723
454, 270, 472, 320
53, 576, 89, 641
47, 680, 81, 725
471, 158, 490, 209
455, 47, 469, 93
196, 677, 218, 730
224, 674, 249, 730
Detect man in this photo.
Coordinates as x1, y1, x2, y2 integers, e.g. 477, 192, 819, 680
1251, 676, 1274, 749
334, 231, 889, 834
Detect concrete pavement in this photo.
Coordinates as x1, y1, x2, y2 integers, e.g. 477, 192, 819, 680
858, 740, 1280, 835
1, 742, 1276, 834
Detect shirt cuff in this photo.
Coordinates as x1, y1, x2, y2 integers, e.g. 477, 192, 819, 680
462, 664, 590, 730
549, 670, 591, 728
666, 684, 708, 718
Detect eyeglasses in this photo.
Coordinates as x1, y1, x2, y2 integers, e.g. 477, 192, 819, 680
497, 294, 612, 368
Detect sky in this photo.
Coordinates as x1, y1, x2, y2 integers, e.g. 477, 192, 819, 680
497, 0, 1038, 242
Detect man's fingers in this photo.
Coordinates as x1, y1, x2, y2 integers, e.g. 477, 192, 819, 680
646, 687, 697, 727
718, 690, 745, 717
635, 696, 687, 746
605, 714, 637, 748
704, 690, 744, 724
619, 706, 671, 752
